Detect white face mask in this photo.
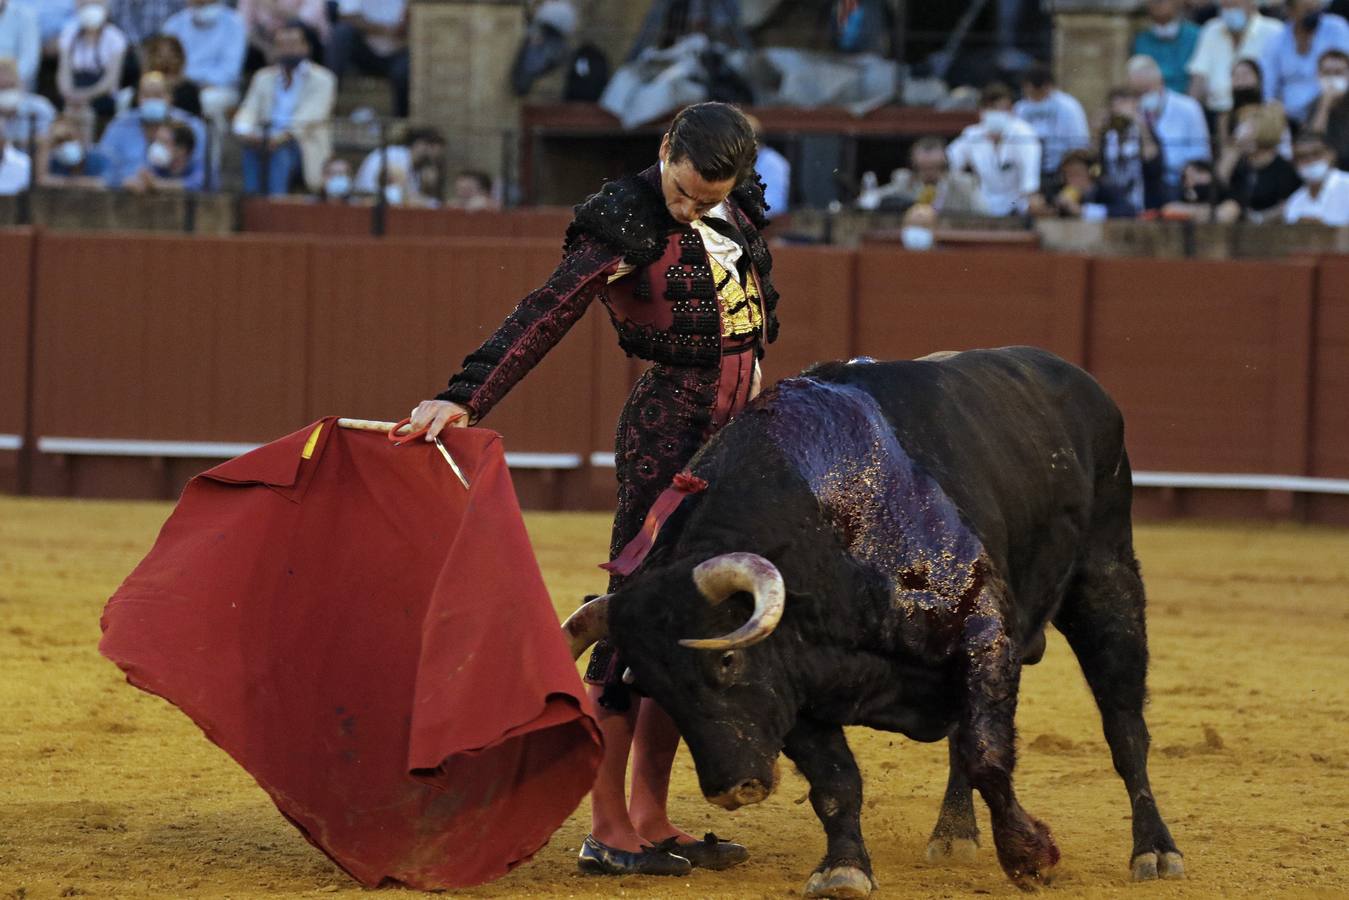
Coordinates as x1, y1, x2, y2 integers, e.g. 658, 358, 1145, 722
1138, 90, 1163, 114
147, 140, 173, 169
78, 4, 108, 30
1221, 8, 1248, 33
0, 88, 21, 114
383, 184, 404, 205
901, 226, 935, 252
139, 97, 169, 122
1321, 74, 1349, 95
981, 109, 1012, 133
1152, 21, 1181, 40
325, 174, 351, 197
1299, 159, 1332, 183
55, 140, 85, 167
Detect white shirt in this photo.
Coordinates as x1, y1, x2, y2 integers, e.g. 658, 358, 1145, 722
947, 117, 1041, 215
1013, 89, 1090, 173
1187, 14, 1283, 112
1145, 90, 1211, 186
354, 144, 412, 194
1285, 168, 1349, 226
337, 0, 406, 55
59, 20, 129, 77
0, 142, 32, 194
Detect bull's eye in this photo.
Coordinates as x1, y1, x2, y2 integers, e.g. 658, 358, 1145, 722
720, 651, 736, 669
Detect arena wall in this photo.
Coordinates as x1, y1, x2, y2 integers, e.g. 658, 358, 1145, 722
2, 226, 1345, 524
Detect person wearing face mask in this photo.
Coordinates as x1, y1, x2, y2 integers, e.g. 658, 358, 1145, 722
317, 156, 356, 203
1213, 102, 1301, 221
56, 0, 127, 120
141, 34, 202, 118
97, 70, 207, 189
1160, 159, 1233, 219
0, 0, 38, 91
1284, 129, 1349, 222
0, 112, 31, 194
1304, 48, 1349, 166
1133, 0, 1202, 95
162, 0, 247, 124
1260, 0, 1349, 124
123, 120, 197, 192
946, 82, 1041, 216
1030, 149, 1140, 220
899, 201, 938, 251
37, 114, 109, 187
1098, 86, 1169, 210
1014, 63, 1090, 183
233, 22, 335, 195
0, 54, 53, 149
1128, 54, 1212, 199
352, 125, 444, 197
1187, 0, 1283, 115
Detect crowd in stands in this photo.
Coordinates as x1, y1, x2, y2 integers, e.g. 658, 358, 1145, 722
856, 0, 1349, 242
0, 0, 497, 207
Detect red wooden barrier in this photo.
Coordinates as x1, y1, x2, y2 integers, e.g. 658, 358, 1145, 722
1310, 257, 1349, 524
240, 199, 374, 236
0, 229, 33, 491
854, 247, 1089, 364
759, 245, 857, 384
385, 207, 573, 240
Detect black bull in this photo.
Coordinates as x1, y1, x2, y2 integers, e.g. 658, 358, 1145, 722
565, 347, 1182, 896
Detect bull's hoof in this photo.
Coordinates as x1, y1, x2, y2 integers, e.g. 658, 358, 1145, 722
925, 836, 979, 865
804, 866, 875, 899
1132, 851, 1185, 882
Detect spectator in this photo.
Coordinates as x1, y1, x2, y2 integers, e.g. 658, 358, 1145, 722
448, 169, 497, 211
162, 0, 248, 122
0, 0, 38, 90
12, 1, 76, 56
238, 0, 328, 62
1187, 0, 1283, 115
1161, 159, 1228, 219
97, 70, 206, 189
1014, 62, 1090, 181
0, 112, 30, 192
57, 0, 127, 119
1030, 149, 1139, 220
123, 120, 198, 192
37, 113, 111, 187
106, 0, 186, 48
232, 22, 335, 195
317, 155, 353, 202
1261, 0, 1349, 124
899, 202, 937, 252
0, 54, 54, 149
1305, 48, 1349, 166
1215, 102, 1301, 221
327, 0, 409, 118
745, 115, 789, 218
141, 34, 202, 118
857, 136, 982, 214
1219, 57, 1293, 155
353, 125, 444, 197
947, 82, 1041, 215
1098, 86, 1168, 210
1133, 0, 1202, 95
1285, 129, 1349, 222
1128, 54, 1211, 196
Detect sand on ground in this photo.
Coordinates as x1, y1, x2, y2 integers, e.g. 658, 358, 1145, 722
1, 497, 1347, 899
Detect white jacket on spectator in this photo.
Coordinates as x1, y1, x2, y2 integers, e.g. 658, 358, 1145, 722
1013, 88, 1089, 174
1187, 12, 1283, 112
947, 115, 1041, 216
1284, 167, 1349, 226
1144, 89, 1211, 187
233, 61, 336, 191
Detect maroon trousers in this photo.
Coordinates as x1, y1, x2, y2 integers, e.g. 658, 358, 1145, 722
584, 344, 758, 699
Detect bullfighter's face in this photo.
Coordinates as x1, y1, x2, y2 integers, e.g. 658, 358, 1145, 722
658, 134, 737, 224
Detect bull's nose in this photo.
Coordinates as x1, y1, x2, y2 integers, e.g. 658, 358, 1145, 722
708, 778, 771, 810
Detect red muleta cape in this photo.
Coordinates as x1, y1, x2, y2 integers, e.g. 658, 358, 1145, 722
99, 418, 602, 889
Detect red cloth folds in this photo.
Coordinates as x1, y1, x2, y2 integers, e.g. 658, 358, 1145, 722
600, 471, 708, 577
99, 419, 602, 889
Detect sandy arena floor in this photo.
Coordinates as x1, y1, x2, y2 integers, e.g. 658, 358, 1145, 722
1, 497, 1347, 900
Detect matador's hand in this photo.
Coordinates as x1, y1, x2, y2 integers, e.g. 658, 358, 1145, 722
409, 400, 470, 441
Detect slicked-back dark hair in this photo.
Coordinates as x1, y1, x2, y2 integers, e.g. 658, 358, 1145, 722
665, 102, 757, 184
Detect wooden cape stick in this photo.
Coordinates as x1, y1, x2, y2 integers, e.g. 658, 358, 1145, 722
336, 418, 470, 489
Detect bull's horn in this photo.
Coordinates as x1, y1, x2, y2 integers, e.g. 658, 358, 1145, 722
680, 553, 785, 650
561, 594, 611, 659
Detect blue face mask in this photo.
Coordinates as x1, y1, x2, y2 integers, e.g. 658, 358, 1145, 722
325, 174, 351, 198
140, 97, 168, 122
1221, 8, 1248, 33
